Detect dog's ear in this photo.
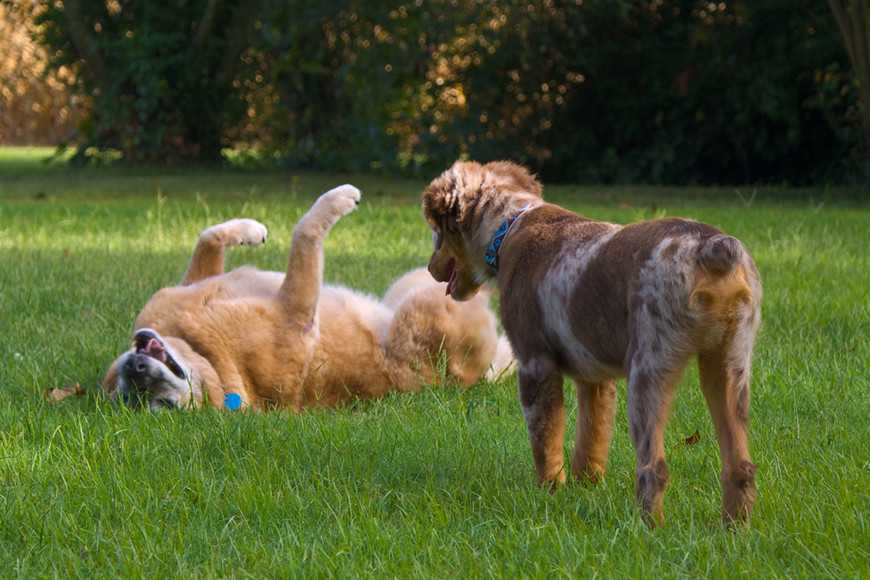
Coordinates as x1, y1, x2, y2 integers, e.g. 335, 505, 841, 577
482, 161, 542, 196
101, 357, 122, 396
422, 161, 480, 230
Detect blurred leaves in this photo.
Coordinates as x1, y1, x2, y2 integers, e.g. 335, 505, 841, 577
0, 1, 83, 146
44, 383, 85, 403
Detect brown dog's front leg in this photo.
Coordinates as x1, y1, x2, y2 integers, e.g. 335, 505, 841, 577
572, 379, 617, 483
279, 185, 360, 326
518, 357, 566, 489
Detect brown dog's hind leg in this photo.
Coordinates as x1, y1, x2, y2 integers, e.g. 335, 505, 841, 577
699, 344, 757, 525
572, 379, 617, 483
693, 262, 760, 525
627, 363, 684, 526
519, 358, 567, 489
181, 219, 268, 285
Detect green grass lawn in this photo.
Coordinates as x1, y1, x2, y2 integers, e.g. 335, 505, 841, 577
1, 147, 868, 577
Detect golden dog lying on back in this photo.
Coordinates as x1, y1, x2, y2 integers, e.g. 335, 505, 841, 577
422, 161, 762, 526
103, 185, 512, 411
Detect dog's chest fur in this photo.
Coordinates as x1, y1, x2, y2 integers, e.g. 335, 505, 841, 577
497, 205, 722, 381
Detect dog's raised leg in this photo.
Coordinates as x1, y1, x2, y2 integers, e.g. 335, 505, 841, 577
699, 345, 757, 525
181, 219, 268, 285
627, 364, 683, 526
572, 379, 617, 483
279, 185, 360, 327
519, 357, 566, 488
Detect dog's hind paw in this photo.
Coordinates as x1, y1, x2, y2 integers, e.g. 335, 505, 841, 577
204, 219, 268, 246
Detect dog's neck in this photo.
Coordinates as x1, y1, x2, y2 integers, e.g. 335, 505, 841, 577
461, 195, 539, 281
164, 336, 223, 407
483, 204, 533, 270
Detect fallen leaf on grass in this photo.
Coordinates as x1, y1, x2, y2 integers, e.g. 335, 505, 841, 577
683, 430, 701, 446
44, 383, 85, 403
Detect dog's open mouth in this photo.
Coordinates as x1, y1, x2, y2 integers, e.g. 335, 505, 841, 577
445, 258, 458, 296
133, 330, 186, 379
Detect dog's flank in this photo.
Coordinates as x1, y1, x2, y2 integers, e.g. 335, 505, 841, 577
104, 185, 512, 414
422, 160, 762, 526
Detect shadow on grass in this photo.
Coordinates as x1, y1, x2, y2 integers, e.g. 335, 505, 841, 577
2, 146, 868, 205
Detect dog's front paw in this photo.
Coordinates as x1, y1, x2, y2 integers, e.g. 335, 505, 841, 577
315, 184, 361, 218
204, 218, 268, 246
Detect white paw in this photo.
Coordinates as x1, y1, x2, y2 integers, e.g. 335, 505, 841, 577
316, 184, 361, 217
205, 218, 268, 246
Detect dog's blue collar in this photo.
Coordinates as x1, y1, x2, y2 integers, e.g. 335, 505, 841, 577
484, 205, 531, 270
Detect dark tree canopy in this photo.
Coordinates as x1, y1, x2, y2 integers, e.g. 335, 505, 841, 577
31, 0, 867, 184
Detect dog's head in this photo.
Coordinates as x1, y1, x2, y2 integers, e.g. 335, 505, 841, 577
102, 328, 221, 411
422, 160, 542, 300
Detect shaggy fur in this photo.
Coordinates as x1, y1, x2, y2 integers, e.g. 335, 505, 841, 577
421, 161, 762, 526
103, 185, 513, 412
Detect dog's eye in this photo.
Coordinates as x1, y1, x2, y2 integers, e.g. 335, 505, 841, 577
432, 231, 443, 250
441, 215, 459, 234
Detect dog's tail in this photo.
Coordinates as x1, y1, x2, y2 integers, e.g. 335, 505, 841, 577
691, 234, 754, 313
696, 234, 744, 276
485, 335, 517, 382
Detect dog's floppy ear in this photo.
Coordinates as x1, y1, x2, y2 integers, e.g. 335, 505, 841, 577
102, 357, 122, 396
422, 160, 482, 230
482, 161, 542, 196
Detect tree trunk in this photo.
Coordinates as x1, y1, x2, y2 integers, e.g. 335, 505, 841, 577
61, 0, 107, 90
828, 0, 870, 138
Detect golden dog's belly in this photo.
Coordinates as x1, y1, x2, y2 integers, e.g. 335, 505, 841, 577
133, 267, 398, 409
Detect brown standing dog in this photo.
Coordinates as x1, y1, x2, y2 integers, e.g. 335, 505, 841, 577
103, 185, 513, 412
421, 161, 762, 525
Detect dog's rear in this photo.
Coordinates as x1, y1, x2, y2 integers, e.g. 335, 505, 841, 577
690, 234, 762, 523
691, 234, 759, 346
624, 224, 762, 525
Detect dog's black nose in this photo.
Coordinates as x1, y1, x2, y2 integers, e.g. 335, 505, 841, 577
124, 354, 149, 376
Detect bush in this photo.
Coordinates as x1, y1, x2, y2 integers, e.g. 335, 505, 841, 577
35, 0, 264, 164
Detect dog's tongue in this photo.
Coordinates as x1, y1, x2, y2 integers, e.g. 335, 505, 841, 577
145, 338, 167, 361
446, 268, 457, 296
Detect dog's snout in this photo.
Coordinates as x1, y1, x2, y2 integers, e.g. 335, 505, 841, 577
124, 353, 149, 376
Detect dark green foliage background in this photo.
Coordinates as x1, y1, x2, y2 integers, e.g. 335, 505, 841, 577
35, 0, 866, 185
